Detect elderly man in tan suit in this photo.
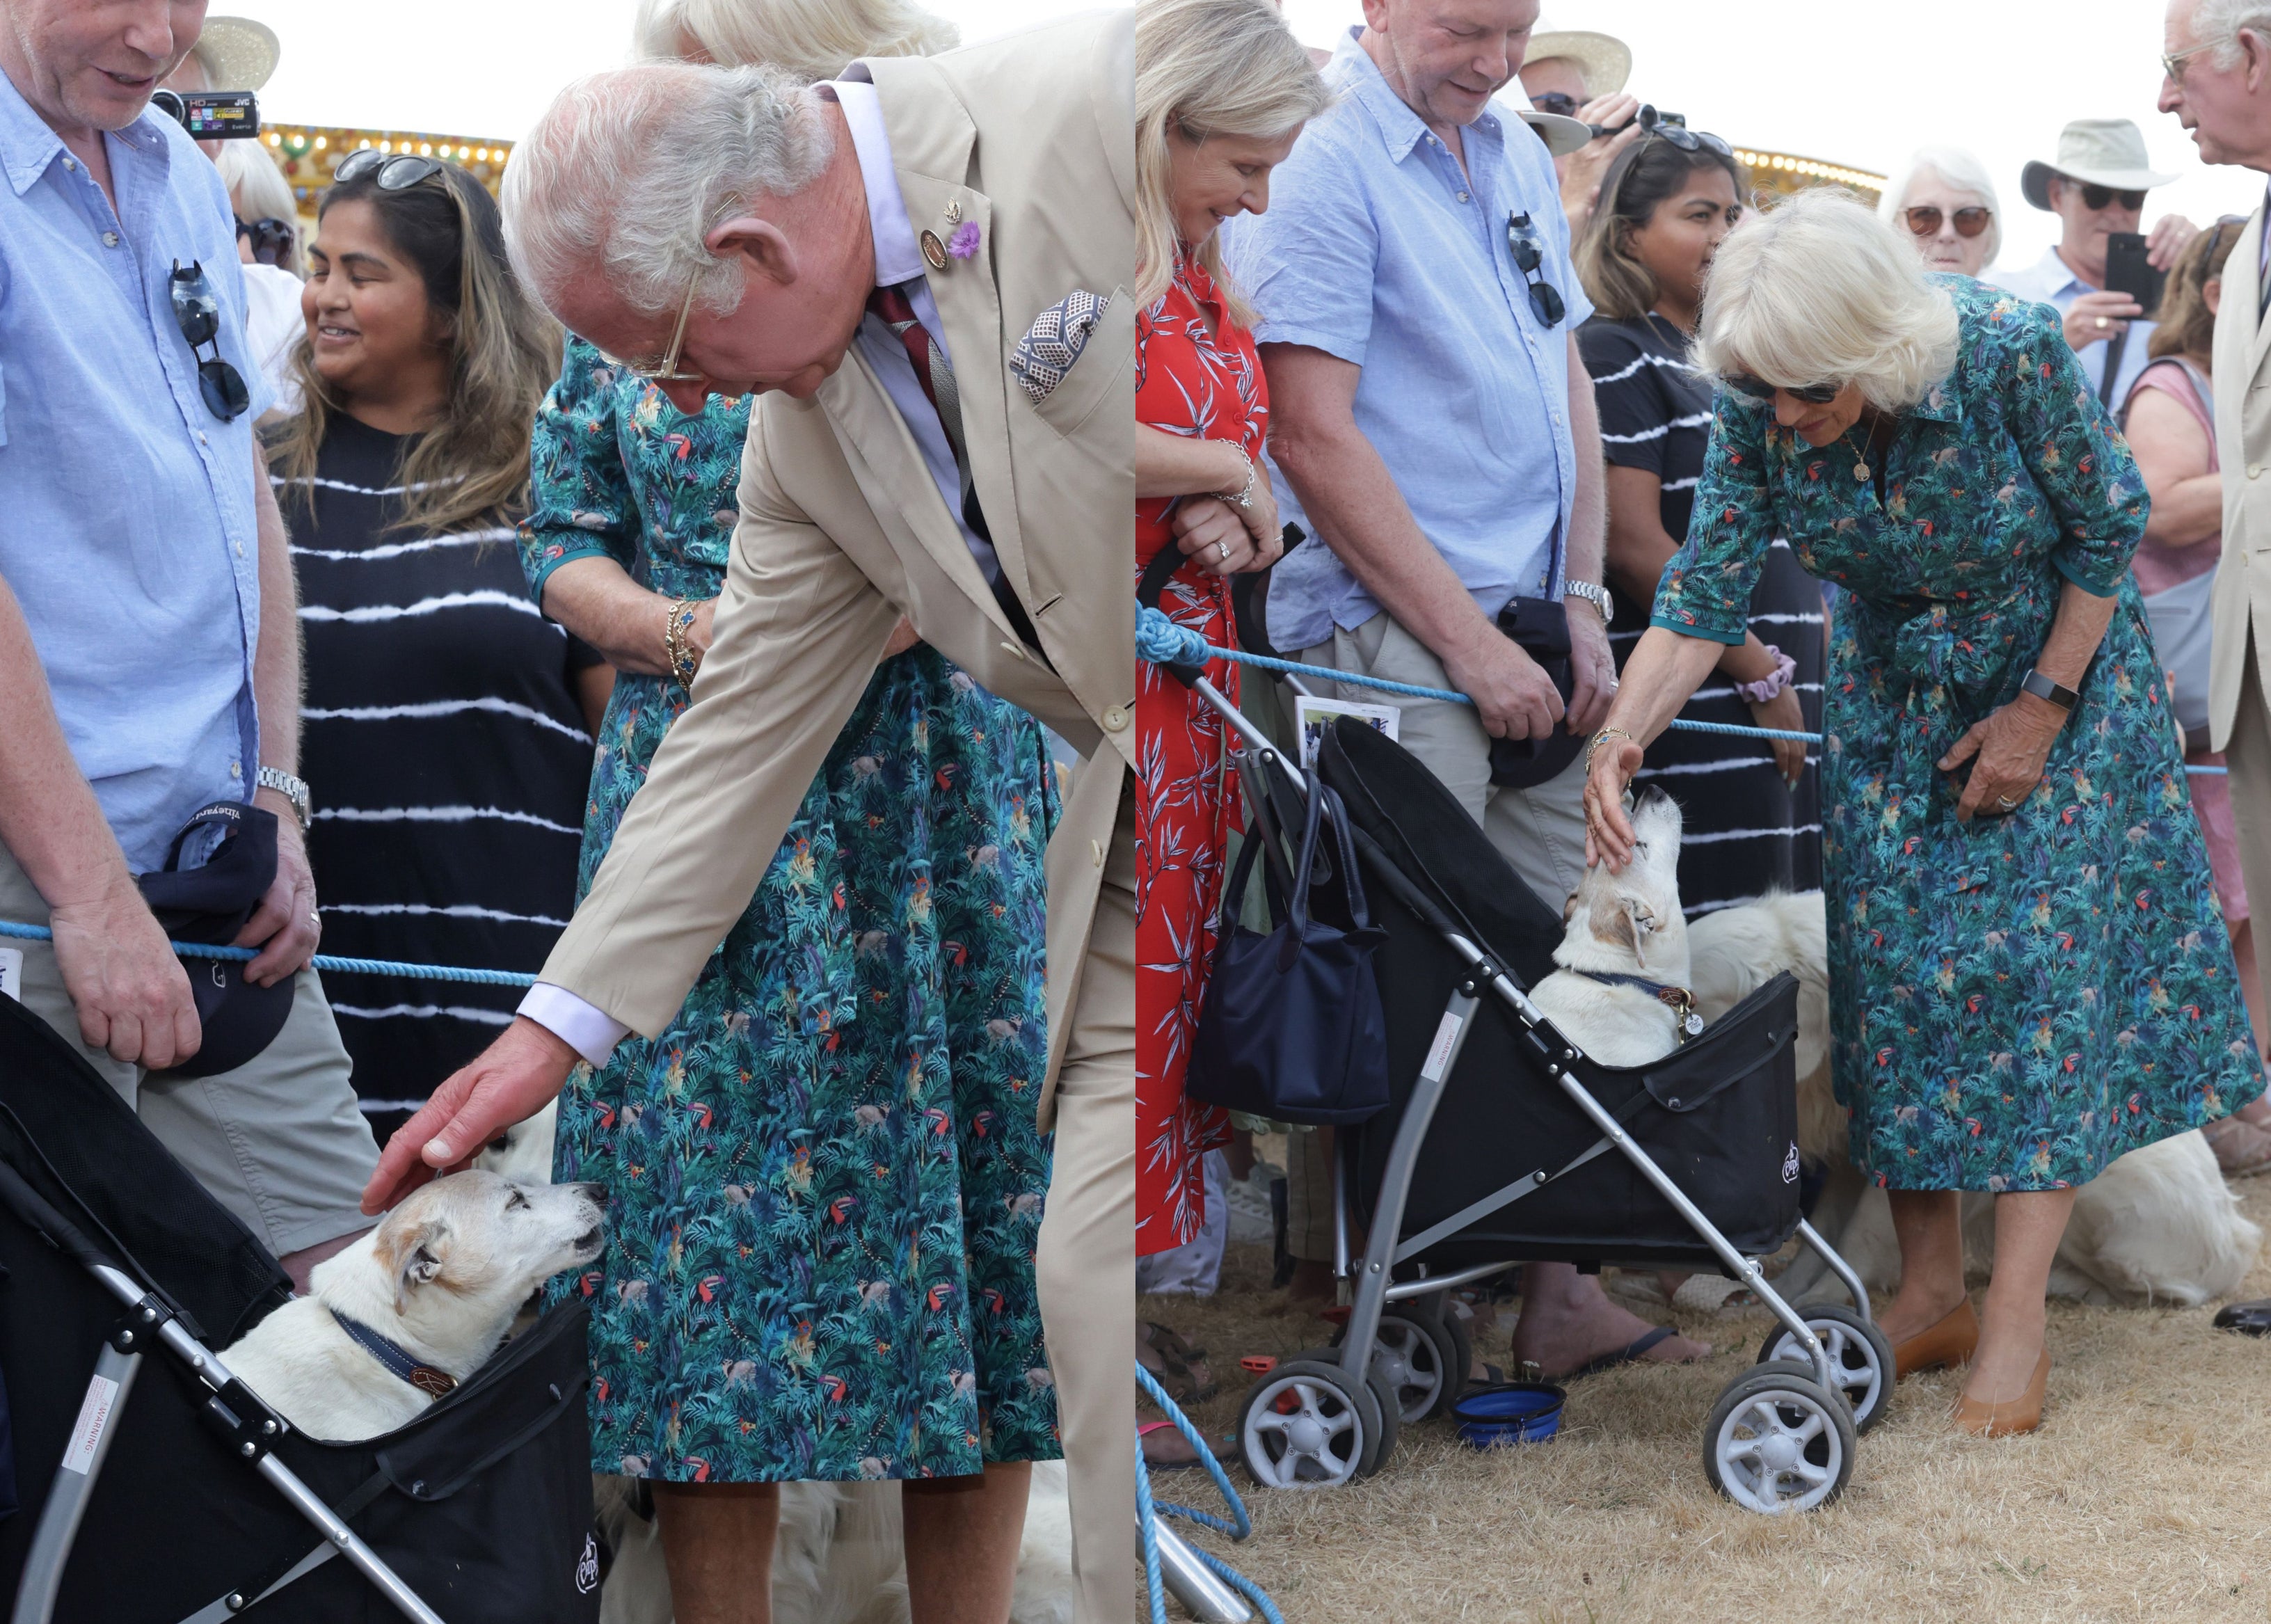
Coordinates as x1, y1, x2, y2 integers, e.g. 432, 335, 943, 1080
360, 15, 1136, 1616
2166, 0, 2271, 1328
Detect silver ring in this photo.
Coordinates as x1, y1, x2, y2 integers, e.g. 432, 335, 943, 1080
1216, 540, 1230, 560
310, 909, 322, 929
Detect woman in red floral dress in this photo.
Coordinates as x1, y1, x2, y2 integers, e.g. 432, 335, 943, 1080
1133, 0, 1328, 1262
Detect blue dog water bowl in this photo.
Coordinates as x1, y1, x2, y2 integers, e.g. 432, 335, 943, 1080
1450, 1383, 1565, 1448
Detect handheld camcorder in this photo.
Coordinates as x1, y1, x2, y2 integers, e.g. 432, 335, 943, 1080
151, 88, 261, 141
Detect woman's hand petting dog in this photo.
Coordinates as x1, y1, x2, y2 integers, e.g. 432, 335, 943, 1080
1583, 734, 1649, 870
1936, 690, 2065, 822
362, 1017, 580, 1213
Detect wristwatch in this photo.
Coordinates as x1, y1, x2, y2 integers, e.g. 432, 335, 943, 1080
1564, 580, 1613, 626
256, 765, 312, 830
2018, 669, 2080, 712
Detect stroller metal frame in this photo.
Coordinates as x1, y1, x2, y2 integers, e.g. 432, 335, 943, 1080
1186, 667, 1883, 1511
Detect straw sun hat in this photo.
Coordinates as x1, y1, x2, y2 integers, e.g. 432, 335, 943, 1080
1526, 22, 1631, 98
190, 16, 282, 93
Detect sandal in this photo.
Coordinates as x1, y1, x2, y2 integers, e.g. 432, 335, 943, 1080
1139, 1321, 1219, 1405
1565, 1324, 1690, 1380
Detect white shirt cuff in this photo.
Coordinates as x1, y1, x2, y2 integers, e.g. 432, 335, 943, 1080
517, 982, 630, 1069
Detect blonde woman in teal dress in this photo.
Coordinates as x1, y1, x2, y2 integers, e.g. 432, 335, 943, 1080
519, 335, 1060, 1611
1585, 191, 2262, 1438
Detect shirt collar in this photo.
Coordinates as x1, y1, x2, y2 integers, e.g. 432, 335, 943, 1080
0, 69, 172, 198
1331, 27, 1434, 164
2033, 246, 2093, 298
819, 77, 922, 290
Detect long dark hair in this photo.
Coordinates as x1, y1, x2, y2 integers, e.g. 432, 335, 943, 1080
1576, 137, 1746, 324
272, 163, 559, 535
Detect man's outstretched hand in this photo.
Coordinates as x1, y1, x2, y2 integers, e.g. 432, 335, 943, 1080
362, 1017, 580, 1213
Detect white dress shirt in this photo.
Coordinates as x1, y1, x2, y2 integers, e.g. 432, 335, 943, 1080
517, 77, 978, 1067
1989, 246, 2158, 410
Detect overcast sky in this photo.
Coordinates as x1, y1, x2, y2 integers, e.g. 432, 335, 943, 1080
239, 0, 2263, 278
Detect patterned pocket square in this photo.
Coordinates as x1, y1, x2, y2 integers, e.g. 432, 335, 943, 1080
1010, 289, 1112, 403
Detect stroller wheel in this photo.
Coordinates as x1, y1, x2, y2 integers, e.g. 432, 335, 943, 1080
1239, 1355, 1393, 1488
1756, 1303, 1895, 1435
1331, 1309, 1461, 1424
1703, 1362, 1856, 1514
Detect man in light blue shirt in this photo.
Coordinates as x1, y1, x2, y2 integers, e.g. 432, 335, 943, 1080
1229, 0, 1709, 1380
0, 0, 376, 1281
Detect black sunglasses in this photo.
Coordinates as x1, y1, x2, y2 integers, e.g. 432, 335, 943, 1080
1634, 103, 1732, 157
1529, 90, 1581, 118
236, 214, 296, 267
1505, 212, 1566, 328
2078, 183, 2147, 212
333, 148, 446, 190
168, 260, 250, 422
1725, 374, 1842, 405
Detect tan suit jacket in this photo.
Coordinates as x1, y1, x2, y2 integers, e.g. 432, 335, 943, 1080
2208, 200, 2271, 749
540, 10, 1136, 1121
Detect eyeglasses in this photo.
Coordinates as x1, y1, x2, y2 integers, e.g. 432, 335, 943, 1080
1725, 375, 1842, 406
2163, 35, 2232, 79
333, 148, 446, 190
617, 276, 706, 384
1529, 90, 1581, 118
2076, 183, 2147, 212
1902, 205, 1993, 239
1505, 212, 1565, 328
237, 214, 295, 267
169, 260, 250, 422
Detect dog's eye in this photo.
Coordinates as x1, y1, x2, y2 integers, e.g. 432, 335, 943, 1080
487, 1135, 510, 1152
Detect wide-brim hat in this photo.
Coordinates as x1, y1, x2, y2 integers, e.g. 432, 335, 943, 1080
191, 16, 280, 93
1526, 26, 1630, 98
1518, 106, 1593, 157
2021, 118, 2178, 210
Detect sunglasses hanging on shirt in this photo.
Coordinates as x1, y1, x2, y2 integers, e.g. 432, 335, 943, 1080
1505, 212, 1566, 328
169, 260, 250, 423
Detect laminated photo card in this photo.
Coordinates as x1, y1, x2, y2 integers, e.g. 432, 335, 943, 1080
1294, 696, 1401, 770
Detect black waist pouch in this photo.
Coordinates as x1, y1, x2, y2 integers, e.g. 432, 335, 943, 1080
1486, 596, 1584, 789
134, 802, 293, 1077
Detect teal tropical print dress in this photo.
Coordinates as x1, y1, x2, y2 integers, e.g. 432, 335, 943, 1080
521, 337, 1062, 1481
1655, 277, 2263, 1191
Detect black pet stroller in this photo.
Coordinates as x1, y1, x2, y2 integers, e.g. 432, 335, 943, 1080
0, 994, 601, 1623
1148, 564, 1888, 1514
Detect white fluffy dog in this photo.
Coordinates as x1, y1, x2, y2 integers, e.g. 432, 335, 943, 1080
1529, 789, 1697, 1069
471, 1110, 1076, 1624
1688, 891, 2262, 1307
221, 1170, 605, 1440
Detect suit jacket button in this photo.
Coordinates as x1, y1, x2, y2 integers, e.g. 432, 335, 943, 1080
1103, 706, 1130, 731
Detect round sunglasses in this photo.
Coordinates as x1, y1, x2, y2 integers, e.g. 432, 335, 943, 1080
1902, 205, 1992, 239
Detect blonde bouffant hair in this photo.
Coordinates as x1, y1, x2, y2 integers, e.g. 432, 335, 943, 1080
1134, 0, 1331, 326
1696, 186, 1961, 414
632, 0, 957, 81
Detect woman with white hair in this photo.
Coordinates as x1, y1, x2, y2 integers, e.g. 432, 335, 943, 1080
516, 3, 1056, 1620
1878, 146, 2002, 280
1583, 189, 2261, 1437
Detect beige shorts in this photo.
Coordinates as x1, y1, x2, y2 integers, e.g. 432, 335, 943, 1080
0, 849, 379, 1257
1300, 611, 1592, 911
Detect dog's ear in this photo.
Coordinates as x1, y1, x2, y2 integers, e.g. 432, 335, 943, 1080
1561, 890, 1580, 923
388, 1219, 452, 1317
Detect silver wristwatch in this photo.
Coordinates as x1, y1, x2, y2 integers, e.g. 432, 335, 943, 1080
1563, 580, 1613, 626
256, 765, 312, 830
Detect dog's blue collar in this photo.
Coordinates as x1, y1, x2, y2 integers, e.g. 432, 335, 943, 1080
1569, 971, 1705, 1040
327, 1308, 459, 1397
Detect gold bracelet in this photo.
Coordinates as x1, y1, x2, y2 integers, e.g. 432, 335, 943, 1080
663, 598, 701, 689
1584, 726, 1635, 775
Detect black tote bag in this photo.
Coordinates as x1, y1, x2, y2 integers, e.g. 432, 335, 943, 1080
1188, 778, 1391, 1126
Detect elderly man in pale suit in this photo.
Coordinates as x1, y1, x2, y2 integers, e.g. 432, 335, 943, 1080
2165, 0, 2271, 1334
360, 15, 1136, 1616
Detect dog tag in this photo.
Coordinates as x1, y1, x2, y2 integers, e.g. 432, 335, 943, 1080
0, 947, 20, 1001
1683, 1010, 1705, 1037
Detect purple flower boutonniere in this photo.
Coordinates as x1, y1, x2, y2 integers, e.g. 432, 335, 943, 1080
948, 221, 982, 261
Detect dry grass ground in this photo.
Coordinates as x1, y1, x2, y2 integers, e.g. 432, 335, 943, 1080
1141, 1173, 2271, 1623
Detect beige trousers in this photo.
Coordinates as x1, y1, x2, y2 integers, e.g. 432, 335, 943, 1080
1035, 784, 1135, 1624
2226, 643, 2271, 1012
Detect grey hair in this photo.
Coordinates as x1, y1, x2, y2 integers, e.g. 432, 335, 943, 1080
2196, 0, 2271, 66
631, 0, 957, 81
500, 62, 834, 323
1876, 145, 2002, 268
1696, 187, 1960, 414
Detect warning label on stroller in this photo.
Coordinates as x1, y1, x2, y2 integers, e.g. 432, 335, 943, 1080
61, 1374, 119, 1475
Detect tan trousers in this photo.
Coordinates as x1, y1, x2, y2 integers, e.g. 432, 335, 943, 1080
2226, 644, 2271, 1012
1035, 786, 1135, 1624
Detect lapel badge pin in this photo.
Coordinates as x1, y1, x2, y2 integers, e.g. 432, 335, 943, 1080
944, 199, 962, 224
920, 228, 949, 271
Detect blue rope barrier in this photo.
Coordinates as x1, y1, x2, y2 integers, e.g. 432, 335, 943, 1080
1140, 605, 2230, 774
1136, 1362, 1284, 1624
0, 920, 539, 988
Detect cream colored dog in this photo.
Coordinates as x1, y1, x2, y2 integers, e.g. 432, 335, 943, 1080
1688, 891, 2262, 1307
1529, 790, 1696, 1069
221, 1170, 605, 1441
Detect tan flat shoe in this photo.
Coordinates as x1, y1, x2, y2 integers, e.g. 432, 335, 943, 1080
1892, 1298, 1979, 1379
1954, 1348, 2050, 1437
